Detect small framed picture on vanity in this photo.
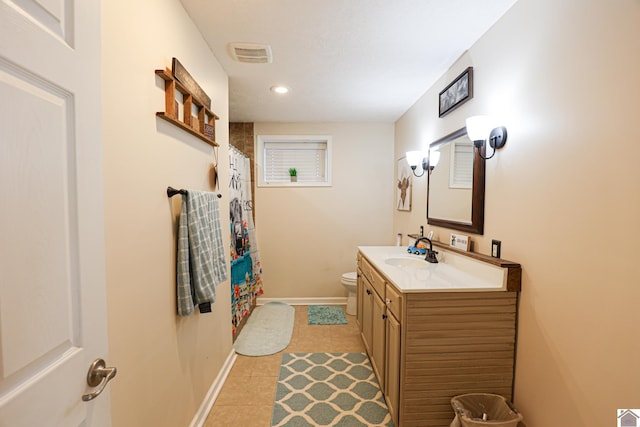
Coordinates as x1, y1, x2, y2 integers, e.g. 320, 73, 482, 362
450, 233, 470, 251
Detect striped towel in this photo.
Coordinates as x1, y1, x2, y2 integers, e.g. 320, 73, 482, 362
177, 190, 228, 316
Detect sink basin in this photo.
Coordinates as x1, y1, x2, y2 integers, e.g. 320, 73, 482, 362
385, 257, 430, 269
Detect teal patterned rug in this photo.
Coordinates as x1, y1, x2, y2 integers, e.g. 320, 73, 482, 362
271, 353, 392, 427
308, 306, 347, 325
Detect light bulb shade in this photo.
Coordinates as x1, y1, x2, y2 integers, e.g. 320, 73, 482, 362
406, 150, 425, 168
429, 150, 440, 168
466, 115, 495, 142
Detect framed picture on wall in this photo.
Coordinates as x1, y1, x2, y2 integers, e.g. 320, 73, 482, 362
439, 67, 474, 117
397, 157, 412, 211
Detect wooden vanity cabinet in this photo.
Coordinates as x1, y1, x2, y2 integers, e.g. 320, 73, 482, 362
371, 289, 387, 389
384, 295, 401, 427
358, 254, 398, 424
357, 251, 520, 427
356, 270, 364, 329
358, 272, 373, 353
357, 253, 386, 390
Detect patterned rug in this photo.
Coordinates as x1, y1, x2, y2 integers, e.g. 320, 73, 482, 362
271, 353, 392, 427
308, 306, 347, 325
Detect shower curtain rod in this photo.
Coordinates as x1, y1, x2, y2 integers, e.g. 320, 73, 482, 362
167, 186, 222, 198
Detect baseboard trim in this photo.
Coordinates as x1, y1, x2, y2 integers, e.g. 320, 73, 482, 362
257, 297, 347, 306
189, 349, 237, 427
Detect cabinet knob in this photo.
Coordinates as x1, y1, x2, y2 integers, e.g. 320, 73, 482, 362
382, 314, 388, 320
366, 289, 372, 295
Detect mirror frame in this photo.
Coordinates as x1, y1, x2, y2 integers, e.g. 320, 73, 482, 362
427, 126, 485, 235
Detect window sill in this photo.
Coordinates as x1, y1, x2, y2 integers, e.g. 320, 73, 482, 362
257, 181, 332, 188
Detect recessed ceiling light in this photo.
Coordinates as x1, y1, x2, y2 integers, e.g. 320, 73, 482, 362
270, 85, 289, 94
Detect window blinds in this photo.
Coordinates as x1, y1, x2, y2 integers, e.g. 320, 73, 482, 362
450, 141, 473, 188
263, 141, 327, 183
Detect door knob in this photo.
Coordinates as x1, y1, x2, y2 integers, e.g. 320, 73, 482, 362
82, 358, 117, 402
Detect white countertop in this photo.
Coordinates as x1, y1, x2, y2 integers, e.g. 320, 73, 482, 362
358, 246, 508, 293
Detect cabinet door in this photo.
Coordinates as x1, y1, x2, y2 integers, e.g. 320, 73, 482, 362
357, 270, 364, 330
385, 313, 401, 427
371, 293, 386, 391
361, 279, 373, 353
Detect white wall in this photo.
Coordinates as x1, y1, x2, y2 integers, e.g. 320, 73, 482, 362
394, 0, 640, 425
254, 122, 394, 299
102, 0, 231, 425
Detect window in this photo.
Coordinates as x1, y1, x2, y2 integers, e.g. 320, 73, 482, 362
257, 135, 332, 187
449, 140, 473, 189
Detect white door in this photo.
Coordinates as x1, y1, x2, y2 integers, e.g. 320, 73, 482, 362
0, 0, 111, 426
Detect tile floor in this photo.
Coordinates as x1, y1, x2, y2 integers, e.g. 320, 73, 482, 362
204, 305, 364, 427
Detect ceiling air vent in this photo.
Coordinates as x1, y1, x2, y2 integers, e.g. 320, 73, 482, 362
228, 43, 273, 64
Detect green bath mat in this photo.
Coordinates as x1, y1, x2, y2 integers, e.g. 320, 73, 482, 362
308, 305, 347, 325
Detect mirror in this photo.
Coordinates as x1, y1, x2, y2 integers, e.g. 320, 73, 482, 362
427, 127, 485, 234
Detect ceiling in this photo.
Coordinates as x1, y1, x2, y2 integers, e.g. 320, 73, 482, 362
180, 0, 518, 123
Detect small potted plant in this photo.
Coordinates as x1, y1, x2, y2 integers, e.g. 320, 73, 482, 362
288, 167, 297, 182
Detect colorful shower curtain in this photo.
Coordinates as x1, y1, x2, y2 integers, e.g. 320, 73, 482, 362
229, 147, 263, 337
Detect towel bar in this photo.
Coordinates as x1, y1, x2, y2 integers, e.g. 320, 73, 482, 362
167, 186, 221, 198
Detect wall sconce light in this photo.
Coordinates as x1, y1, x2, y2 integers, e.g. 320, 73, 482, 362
406, 150, 440, 177
465, 115, 508, 160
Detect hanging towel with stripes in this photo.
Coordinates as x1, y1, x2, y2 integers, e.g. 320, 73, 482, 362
177, 190, 228, 316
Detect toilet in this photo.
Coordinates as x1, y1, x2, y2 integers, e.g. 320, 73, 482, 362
341, 272, 358, 315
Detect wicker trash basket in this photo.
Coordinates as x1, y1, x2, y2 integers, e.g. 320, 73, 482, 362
450, 393, 523, 427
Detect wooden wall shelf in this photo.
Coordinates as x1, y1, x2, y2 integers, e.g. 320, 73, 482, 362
155, 69, 219, 147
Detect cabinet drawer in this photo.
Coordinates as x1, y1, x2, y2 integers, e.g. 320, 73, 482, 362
359, 257, 373, 285
385, 283, 402, 319
370, 266, 386, 299
360, 257, 385, 298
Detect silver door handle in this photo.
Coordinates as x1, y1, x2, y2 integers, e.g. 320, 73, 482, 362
82, 358, 117, 402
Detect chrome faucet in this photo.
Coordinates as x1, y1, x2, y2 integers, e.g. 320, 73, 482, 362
413, 237, 439, 263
